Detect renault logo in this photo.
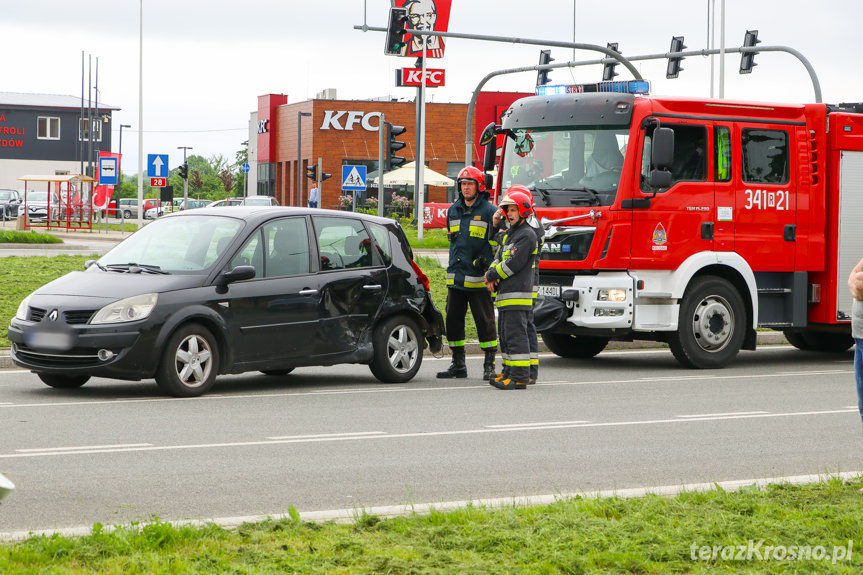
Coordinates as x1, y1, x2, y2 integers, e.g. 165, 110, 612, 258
48, 309, 59, 322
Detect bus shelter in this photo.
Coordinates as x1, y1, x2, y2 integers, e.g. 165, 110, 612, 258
17, 174, 97, 231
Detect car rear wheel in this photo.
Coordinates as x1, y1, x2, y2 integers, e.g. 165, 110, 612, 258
369, 315, 423, 383
155, 323, 219, 397
123, 209, 132, 219
38, 374, 90, 389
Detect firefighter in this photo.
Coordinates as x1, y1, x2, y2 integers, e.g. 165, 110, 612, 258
484, 186, 539, 390
437, 165, 499, 380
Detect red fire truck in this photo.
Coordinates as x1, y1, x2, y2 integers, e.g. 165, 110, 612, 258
480, 81, 862, 368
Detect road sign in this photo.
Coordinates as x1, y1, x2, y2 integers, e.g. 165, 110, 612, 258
150, 177, 167, 187
99, 156, 118, 185
341, 165, 367, 191
241, 162, 250, 174
147, 154, 169, 178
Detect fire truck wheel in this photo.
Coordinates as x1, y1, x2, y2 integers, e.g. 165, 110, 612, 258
540, 333, 609, 358
668, 276, 746, 369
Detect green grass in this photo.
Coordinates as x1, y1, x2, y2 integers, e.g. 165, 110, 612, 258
0, 256, 92, 347
2, 477, 862, 573
0, 230, 64, 244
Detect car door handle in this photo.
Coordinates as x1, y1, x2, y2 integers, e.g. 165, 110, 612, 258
298, 289, 319, 296
363, 284, 383, 291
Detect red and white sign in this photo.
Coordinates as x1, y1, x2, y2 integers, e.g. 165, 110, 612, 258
422, 203, 451, 229
398, 68, 445, 87
150, 177, 167, 187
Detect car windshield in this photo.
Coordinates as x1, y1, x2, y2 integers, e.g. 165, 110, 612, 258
96, 215, 244, 274
244, 197, 273, 206
0, 190, 12, 200
501, 126, 630, 207
26, 191, 48, 202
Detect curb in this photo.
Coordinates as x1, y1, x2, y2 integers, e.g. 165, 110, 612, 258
0, 333, 789, 371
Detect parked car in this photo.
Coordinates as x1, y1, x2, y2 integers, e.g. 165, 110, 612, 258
145, 198, 211, 219
0, 189, 21, 221
208, 197, 244, 208
20, 190, 49, 222
241, 196, 279, 206
8, 207, 444, 397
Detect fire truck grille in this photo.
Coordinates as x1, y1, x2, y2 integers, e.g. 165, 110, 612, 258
540, 231, 594, 261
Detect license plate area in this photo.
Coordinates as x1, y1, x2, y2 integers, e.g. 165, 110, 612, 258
537, 285, 561, 298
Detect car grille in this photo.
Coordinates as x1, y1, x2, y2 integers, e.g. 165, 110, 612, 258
27, 307, 96, 324
13, 345, 105, 368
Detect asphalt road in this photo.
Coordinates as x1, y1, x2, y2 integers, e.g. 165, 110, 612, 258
1, 345, 860, 538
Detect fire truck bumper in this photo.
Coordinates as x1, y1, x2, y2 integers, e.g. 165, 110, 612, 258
562, 273, 635, 330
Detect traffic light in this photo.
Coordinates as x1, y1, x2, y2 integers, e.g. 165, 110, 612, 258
178, 163, 188, 180
666, 36, 686, 79
602, 43, 620, 82
306, 165, 317, 181
385, 122, 407, 170
536, 50, 553, 87
320, 171, 332, 182
384, 7, 409, 56
740, 30, 760, 74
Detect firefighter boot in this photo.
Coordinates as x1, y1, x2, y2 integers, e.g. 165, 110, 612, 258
436, 347, 467, 379
482, 349, 497, 381
491, 378, 527, 390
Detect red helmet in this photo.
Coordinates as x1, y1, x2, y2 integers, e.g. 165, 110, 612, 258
456, 165, 485, 191
499, 185, 534, 218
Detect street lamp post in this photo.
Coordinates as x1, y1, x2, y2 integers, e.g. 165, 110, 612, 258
118, 124, 131, 227
297, 111, 311, 207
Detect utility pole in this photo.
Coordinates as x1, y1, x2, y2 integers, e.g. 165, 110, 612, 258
178, 146, 192, 204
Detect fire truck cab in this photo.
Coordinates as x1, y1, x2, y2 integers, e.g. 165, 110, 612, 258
485, 83, 863, 368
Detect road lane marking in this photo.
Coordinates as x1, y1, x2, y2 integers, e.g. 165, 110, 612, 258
266, 431, 386, 440
486, 420, 591, 428
0, 407, 857, 460
677, 411, 768, 418
16, 443, 152, 453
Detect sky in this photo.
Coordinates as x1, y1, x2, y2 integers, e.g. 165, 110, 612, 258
2, 0, 862, 174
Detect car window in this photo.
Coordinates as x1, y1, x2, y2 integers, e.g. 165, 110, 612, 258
262, 217, 310, 278
312, 216, 375, 271
231, 230, 264, 272
368, 222, 393, 267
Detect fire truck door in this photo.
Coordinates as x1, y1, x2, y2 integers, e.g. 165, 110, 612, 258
727, 125, 797, 271
630, 122, 714, 270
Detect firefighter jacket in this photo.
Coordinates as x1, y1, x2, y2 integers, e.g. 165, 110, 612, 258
445, 190, 497, 291
485, 220, 538, 311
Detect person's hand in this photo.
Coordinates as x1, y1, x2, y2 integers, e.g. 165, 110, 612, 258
851, 265, 863, 301
485, 280, 496, 292
492, 209, 503, 227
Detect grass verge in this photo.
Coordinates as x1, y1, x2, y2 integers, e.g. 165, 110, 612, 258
0, 230, 64, 244
2, 477, 862, 573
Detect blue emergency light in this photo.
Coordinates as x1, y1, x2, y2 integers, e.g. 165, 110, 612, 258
536, 80, 651, 96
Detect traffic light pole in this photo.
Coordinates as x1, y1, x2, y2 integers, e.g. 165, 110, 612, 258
378, 112, 385, 218
416, 44, 427, 242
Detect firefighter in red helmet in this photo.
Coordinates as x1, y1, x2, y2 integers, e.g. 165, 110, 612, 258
437, 165, 499, 380
484, 185, 538, 390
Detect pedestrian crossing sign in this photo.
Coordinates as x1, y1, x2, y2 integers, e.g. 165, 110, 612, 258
341, 165, 367, 191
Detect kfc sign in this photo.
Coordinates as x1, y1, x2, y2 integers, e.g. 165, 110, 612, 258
320, 111, 383, 131
397, 68, 446, 87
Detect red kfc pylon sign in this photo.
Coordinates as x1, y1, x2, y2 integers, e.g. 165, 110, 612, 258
396, 68, 446, 87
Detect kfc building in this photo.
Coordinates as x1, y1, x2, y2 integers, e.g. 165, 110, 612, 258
249, 90, 528, 212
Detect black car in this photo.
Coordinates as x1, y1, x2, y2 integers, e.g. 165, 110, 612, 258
8, 207, 444, 397
0, 189, 21, 220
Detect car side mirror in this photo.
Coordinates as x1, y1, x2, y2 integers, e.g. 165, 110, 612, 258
0, 472, 14, 501
215, 265, 256, 293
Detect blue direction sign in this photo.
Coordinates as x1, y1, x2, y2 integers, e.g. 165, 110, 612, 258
241, 162, 250, 174
147, 154, 169, 178
99, 156, 118, 185
341, 165, 367, 191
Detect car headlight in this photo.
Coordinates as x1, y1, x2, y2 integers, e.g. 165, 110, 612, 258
90, 293, 158, 325
15, 293, 33, 321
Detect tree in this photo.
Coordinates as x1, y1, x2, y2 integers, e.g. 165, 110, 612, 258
190, 170, 204, 194
218, 169, 236, 195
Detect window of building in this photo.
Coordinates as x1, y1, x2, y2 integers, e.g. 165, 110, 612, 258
741, 128, 788, 184
257, 162, 275, 197
37, 117, 60, 140
78, 117, 103, 142
446, 162, 463, 202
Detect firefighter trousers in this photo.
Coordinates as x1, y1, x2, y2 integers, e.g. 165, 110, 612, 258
444, 288, 497, 350
499, 309, 530, 383
528, 307, 539, 382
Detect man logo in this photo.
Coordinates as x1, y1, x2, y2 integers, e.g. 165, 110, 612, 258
48, 309, 59, 322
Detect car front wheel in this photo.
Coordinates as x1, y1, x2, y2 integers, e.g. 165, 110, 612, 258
369, 315, 423, 383
155, 323, 219, 397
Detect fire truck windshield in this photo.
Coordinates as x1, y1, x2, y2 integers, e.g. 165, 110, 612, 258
501, 126, 629, 207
